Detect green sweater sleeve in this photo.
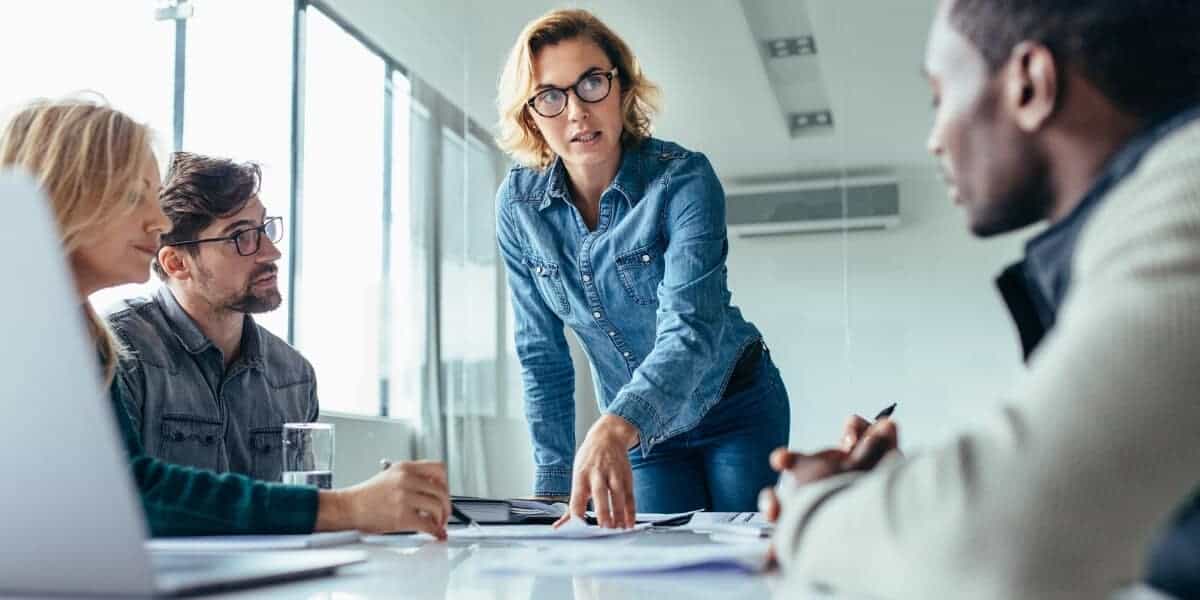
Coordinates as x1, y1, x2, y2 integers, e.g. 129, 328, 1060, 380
109, 376, 319, 536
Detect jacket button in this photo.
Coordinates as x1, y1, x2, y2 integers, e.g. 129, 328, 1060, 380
205, 435, 215, 445
641, 254, 651, 263
582, 274, 592, 283
173, 432, 184, 442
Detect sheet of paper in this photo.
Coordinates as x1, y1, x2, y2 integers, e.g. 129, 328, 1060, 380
146, 531, 361, 552
477, 541, 772, 575
686, 512, 767, 527
449, 518, 650, 540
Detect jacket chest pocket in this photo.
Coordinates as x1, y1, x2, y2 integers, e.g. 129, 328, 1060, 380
158, 414, 222, 471
615, 243, 665, 306
250, 427, 284, 482
524, 255, 570, 316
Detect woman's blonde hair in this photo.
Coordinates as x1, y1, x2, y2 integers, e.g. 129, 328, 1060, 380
0, 95, 156, 385
496, 9, 660, 170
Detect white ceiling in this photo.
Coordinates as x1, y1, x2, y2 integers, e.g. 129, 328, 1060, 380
325, 0, 940, 181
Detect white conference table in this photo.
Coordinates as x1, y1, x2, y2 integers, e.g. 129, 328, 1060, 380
208, 528, 798, 600
200, 528, 1175, 600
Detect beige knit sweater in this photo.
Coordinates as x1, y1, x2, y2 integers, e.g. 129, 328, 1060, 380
775, 120, 1200, 600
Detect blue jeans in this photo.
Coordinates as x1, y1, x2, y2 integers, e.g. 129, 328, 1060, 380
628, 348, 790, 513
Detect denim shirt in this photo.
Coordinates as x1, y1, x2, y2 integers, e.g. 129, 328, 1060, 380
107, 286, 319, 482
496, 137, 763, 496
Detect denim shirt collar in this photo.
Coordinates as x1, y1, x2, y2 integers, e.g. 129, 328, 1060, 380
154, 285, 264, 368
539, 142, 647, 211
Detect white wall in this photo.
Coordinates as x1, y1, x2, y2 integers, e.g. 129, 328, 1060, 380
726, 167, 1028, 452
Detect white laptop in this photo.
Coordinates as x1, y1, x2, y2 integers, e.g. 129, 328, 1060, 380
0, 171, 366, 596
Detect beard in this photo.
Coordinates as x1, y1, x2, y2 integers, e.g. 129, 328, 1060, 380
198, 263, 283, 314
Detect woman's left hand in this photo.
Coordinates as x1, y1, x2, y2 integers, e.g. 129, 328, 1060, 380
555, 414, 640, 529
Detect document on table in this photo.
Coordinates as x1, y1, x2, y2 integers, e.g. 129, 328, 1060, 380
448, 518, 651, 540
146, 531, 362, 552
478, 541, 772, 575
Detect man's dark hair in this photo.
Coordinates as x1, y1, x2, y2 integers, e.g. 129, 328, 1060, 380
153, 152, 262, 279
950, 0, 1200, 120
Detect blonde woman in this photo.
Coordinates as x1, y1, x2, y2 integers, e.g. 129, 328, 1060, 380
495, 10, 790, 527
1, 96, 451, 537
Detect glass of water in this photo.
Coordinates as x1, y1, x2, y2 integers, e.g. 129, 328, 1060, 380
282, 423, 334, 489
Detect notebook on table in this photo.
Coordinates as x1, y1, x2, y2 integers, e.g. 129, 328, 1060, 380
450, 496, 567, 524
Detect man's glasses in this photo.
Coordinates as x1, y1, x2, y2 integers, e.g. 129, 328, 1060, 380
527, 67, 618, 118
164, 216, 284, 257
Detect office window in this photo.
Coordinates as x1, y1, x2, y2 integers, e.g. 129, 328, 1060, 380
439, 129, 501, 417
387, 74, 425, 422
0, 3, 175, 311
294, 8, 386, 415
182, 0, 294, 339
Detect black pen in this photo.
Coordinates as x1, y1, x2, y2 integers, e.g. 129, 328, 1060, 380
380, 459, 481, 530
873, 403, 897, 421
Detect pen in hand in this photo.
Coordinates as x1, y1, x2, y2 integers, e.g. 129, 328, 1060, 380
379, 459, 482, 531
873, 402, 897, 421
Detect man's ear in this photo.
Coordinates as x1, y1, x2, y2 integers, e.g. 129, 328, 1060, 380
156, 246, 192, 282
1003, 41, 1058, 133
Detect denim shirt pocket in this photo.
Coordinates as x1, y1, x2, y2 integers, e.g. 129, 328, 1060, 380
615, 242, 665, 306
523, 254, 571, 316
250, 426, 284, 482
158, 414, 222, 471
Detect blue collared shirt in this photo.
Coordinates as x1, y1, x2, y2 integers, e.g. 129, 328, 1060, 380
496, 137, 763, 496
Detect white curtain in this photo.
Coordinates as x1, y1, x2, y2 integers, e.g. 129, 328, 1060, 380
404, 77, 507, 496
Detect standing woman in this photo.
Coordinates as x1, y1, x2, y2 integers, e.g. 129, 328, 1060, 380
495, 9, 790, 526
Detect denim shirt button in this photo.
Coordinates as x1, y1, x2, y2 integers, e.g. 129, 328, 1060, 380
592, 311, 602, 319
608, 331, 616, 336
583, 274, 592, 283
623, 351, 632, 358
641, 254, 651, 263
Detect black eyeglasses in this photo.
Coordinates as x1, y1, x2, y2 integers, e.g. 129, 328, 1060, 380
527, 67, 618, 118
164, 216, 284, 257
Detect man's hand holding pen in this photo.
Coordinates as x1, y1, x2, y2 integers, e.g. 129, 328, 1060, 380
759, 403, 901, 524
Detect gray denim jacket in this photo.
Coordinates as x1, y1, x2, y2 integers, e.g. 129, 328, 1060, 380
107, 287, 318, 482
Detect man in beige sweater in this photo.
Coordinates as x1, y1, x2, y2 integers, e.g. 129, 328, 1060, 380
768, 1, 1200, 598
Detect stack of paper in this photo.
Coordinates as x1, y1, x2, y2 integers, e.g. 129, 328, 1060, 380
449, 518, 650, 541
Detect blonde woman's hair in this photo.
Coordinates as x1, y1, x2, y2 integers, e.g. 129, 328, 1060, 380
0, 95, 156, 386
496, 9, 660, 170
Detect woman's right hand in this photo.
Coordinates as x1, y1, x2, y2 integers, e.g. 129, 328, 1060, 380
315, 460, 451, 538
